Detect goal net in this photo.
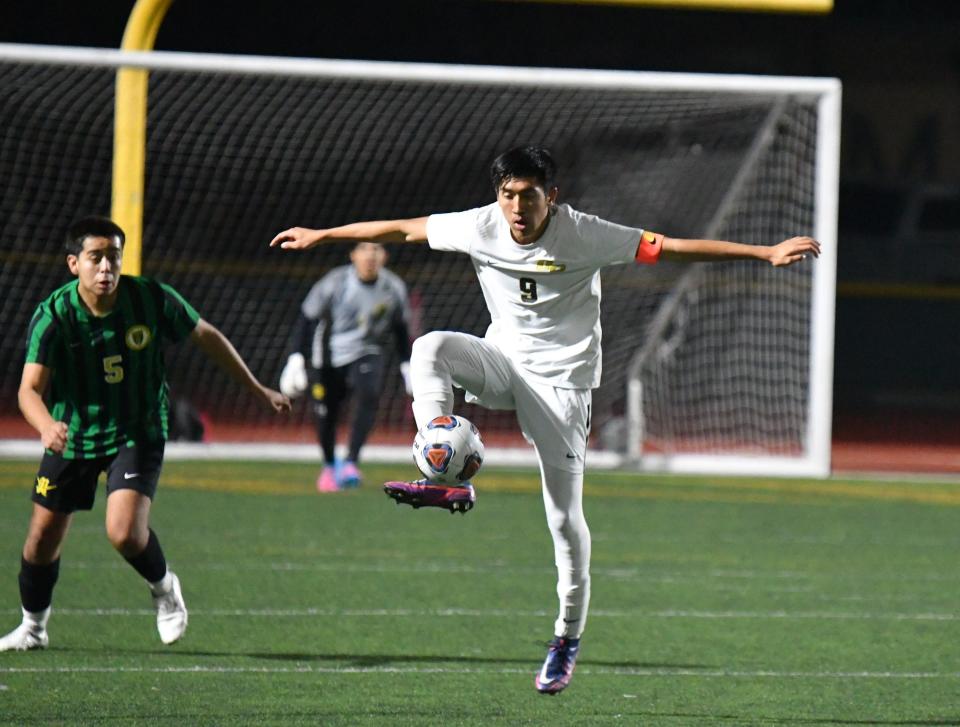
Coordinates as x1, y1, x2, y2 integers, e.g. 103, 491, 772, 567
0, 45, 838, 475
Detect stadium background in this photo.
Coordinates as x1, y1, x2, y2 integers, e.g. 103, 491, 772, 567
1, 0, 958, 471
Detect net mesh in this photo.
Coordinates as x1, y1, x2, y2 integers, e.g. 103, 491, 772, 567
0, 54, 819, 457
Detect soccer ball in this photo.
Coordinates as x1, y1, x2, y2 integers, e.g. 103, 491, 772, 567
412, 415, 485, 485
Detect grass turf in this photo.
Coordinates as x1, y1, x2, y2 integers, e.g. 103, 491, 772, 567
1, 458, 959, 725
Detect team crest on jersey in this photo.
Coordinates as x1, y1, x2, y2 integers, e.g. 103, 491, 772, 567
125, 325, 152, 351
536, 259, 566, 273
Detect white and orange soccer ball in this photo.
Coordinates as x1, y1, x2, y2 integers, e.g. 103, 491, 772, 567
412, 415, 485, 485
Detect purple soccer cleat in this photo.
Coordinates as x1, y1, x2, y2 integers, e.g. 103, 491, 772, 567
383, 479, 476, 514
534, 636, 581, 695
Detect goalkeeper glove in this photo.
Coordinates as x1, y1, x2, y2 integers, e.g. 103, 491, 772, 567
279, 352, 308, 398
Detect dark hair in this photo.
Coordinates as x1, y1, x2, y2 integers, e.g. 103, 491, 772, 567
64, 216, 125, 255
489, 145, 557, 194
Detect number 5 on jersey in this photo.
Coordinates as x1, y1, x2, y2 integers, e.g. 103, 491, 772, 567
103, 354, 124, 384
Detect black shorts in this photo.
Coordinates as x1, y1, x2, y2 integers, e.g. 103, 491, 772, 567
309, 354, 385, 407
32, 441, 165, 514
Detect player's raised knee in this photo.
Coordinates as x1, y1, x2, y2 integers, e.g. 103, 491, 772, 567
411, 330, 451, 365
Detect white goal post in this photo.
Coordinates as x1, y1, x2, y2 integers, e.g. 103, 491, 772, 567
626, 86, 839, 478
0, 44, 838, 477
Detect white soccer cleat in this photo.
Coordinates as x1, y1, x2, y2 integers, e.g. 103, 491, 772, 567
152, 571, 188, 644
0, 622, 49, 652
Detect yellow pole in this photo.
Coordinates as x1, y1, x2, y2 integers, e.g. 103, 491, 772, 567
112, 0, 173, 276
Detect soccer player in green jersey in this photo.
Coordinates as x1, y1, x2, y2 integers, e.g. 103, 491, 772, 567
0, 216, 291, 652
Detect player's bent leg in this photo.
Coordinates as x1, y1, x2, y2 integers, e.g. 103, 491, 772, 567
386, 333, 505, 514
409, 331, 503, 429
390, 335, 513, 513
104, 482, 186, 644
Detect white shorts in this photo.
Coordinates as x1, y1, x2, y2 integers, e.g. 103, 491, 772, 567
445, 334, 592, 474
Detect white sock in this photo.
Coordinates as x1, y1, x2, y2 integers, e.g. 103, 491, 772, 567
539, 462, 591, 639
411, 399, 445, 430
22, 606, 51, 631
148, 571, 172, 596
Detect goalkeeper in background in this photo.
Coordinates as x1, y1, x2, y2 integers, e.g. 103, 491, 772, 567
270, 146, 819, 694
279, 241, 413, 492
0, 216, 290, 653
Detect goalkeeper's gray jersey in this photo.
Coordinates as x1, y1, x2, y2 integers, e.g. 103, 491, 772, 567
301, 265, 410, 368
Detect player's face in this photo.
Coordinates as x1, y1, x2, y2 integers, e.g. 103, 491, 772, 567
497, 177, 557, 245
350, 241, 387, 282
68, 235, 123, 298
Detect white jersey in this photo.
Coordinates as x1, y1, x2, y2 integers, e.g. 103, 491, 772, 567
426, 203, 648, 389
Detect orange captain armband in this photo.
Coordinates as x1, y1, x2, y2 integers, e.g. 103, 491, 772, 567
635, 230, 663, 265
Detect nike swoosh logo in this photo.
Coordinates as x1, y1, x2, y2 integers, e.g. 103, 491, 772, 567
538, 660, 553, 685
124, 472, 140, 480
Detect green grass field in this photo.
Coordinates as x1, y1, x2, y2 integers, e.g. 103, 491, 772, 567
1, 458, 959, 726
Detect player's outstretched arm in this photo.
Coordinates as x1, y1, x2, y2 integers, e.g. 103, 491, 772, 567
18, 363, 68, 453
661, 235, 820, 267
269, 217, 430, 250
190, 319, 291, 413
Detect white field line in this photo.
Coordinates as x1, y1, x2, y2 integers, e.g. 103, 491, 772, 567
0, 664, 956, 680
13, 606, 960, 621
54, 525, 960, 549
54, 559, 960, 585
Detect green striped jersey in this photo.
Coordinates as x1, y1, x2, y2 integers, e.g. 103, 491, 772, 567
25, 276, 200, 459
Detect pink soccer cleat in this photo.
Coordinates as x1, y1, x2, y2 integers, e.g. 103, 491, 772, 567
316, 465, 340, 493
383, 479, 475, 514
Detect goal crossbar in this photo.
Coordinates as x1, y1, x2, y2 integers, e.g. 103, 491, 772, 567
0, 43, 839, 96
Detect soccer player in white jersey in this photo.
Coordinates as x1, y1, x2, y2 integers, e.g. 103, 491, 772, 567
278, 241, 413, 492
270, 145, 820, 695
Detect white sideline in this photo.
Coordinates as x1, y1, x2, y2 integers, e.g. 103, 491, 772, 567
16, 606, 960, 622
0, 439, 624, 468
